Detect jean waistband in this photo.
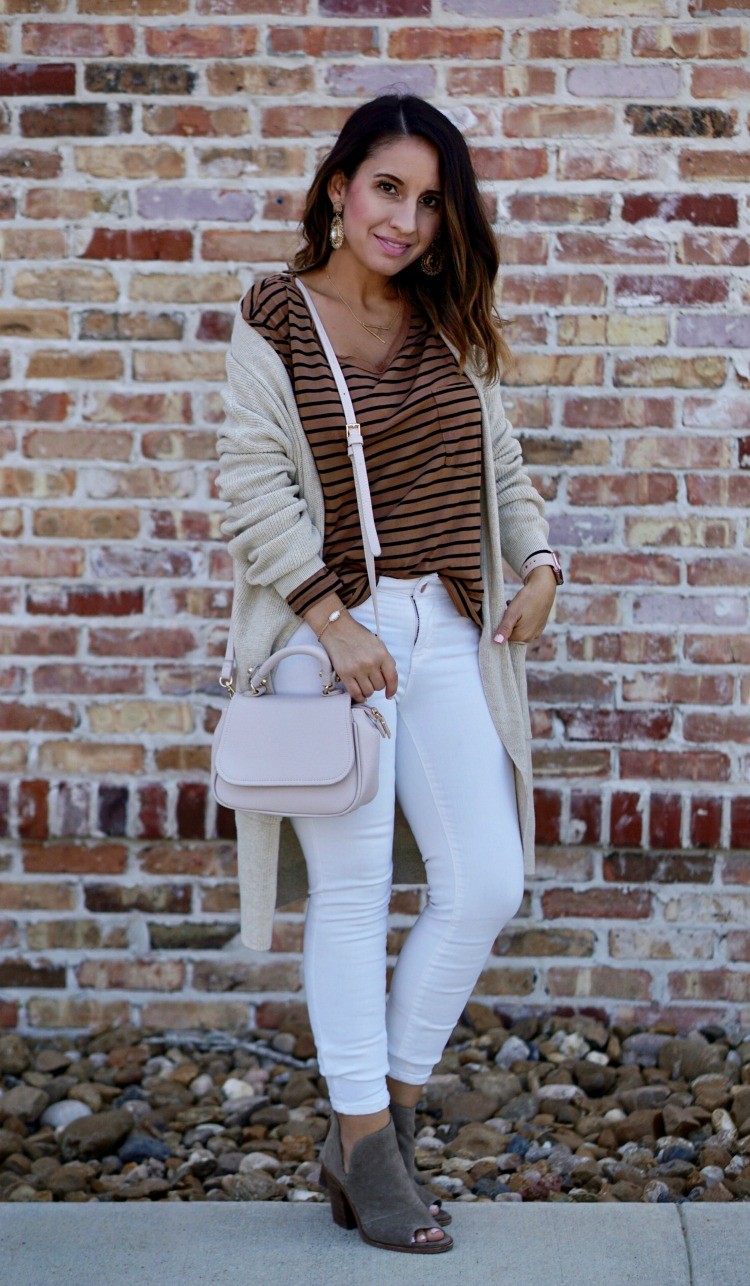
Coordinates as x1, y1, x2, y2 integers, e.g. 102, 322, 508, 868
376, 572, 445, 594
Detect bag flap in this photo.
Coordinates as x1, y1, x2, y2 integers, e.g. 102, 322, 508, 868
214, 691, 355, 787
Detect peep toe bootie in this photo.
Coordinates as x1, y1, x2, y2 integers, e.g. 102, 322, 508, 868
319, 1113, 453, 1254
389, 1100, 452, 1227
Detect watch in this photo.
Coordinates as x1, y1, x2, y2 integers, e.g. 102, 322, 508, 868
520, 549, 564, 586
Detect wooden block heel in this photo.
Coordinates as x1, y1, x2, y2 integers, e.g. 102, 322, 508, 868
320, 1166, 357, 1230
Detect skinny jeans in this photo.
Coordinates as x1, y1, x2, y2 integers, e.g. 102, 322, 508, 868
273, 573, 525, 1114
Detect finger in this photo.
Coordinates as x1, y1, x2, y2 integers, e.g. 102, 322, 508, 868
494, 614, 519, 643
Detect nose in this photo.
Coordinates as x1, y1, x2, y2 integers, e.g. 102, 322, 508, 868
389, 204, 418, 235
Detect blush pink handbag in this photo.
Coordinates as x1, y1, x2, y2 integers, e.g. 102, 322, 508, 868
211, 277, 391, 819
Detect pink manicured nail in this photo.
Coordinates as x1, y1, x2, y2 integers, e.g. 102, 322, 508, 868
494, 633, 505, 643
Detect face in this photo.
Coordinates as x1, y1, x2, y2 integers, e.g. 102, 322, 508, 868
328, 136, 442, 275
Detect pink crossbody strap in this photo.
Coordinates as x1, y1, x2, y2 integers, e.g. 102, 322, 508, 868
220, 277, 382, 689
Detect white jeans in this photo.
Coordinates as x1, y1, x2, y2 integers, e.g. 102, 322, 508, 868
273, 573, 525, 1114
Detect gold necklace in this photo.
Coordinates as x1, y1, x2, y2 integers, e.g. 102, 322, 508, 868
324, 267, 402, 345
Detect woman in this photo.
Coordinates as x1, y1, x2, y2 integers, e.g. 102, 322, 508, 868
216, 93, 561, 1254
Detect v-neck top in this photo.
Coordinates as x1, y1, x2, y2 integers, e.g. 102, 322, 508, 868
240, 271, 485, 627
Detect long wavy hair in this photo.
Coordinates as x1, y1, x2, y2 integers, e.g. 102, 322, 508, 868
288, 94, 513, 384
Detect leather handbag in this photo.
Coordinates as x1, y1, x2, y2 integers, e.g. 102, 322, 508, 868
211, 277, 391, 819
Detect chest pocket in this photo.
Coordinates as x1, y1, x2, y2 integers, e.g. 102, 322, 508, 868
430, 367, 484, 465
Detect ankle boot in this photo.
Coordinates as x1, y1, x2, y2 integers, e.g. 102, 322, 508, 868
319, 1112, 453, 1254
389, 1100, 452, 1226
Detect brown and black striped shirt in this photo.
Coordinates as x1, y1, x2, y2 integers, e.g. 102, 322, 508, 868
241, 271, 485, 627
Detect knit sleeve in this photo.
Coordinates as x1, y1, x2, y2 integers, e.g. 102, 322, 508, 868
217, 344, 332, 599
485, 379, 551, 578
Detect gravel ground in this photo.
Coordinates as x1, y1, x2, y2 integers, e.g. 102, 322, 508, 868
1, 1005, 749, 1205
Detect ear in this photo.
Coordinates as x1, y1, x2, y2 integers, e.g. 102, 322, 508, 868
327, 170, 348, 206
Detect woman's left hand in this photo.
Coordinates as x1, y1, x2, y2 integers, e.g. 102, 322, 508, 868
493, 565, 557, 645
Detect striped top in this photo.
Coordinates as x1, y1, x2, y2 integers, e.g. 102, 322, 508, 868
240, 271, 485, 627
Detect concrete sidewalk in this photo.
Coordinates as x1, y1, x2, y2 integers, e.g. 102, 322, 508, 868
2, 1202, 747, 1286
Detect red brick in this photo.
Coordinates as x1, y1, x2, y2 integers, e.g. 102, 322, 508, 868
614, 274, 729, 305
26, 586, 143, 617
319, 0, 428, 13
649, 794, 683, 849
34, 665, 145, 696
622, 194, 738, 227
568, 473, 677, 505
688, 555, 750, 586
603, 852, 714, 884
17, 781, 48, 841
137, 783, 169, 840
563, 396, 673, 429
726, 932, 750, 962
0, 63, 76, 96
684, 712, 750, 743
0, 702, 76, 734
84, 883, 191, 914
389, 28, 502, 59
620, 749, 730, 781
89, 627, 196, 658
691, 796, 723, 848
23, 843, 128, 875
81, 230, 193, 261
548, 966, 652, 1000
76, 958, 185, 990
560, 710, 673, 743
569, 792, 602, 843
534, 788, 562, 844
541, 888, 652, 919
175, 784, 208, 839
668, 970, 750, 1002
611, 792, 643, 846
730, 799, 750, 849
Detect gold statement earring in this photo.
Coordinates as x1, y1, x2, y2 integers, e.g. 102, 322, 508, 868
329, 201, 345, 251
420, 241, 444, 276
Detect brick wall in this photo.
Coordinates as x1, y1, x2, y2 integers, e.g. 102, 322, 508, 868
1, 0, 749, 1036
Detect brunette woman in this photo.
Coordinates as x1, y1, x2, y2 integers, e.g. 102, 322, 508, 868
217, 93, 562, 1254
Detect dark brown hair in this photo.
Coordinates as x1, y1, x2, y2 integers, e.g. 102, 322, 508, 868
289, 93, 513, 384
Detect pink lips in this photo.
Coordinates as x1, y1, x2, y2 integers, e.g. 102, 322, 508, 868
375, 235, 411, 256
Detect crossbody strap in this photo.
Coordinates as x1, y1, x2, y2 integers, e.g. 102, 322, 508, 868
220, 277, 382, 691
294, 277, 381, 635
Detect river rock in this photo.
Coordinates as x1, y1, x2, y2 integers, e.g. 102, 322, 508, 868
0, 1085, 49, 1123
470, 1069, 523, 1108
495, 1036, 530, 1069
40, 1100, 91, 1131
442, 1090, 500, 1124
0, 1034, 31, 1075
118, 1134, 172, 1163
572, 1060, 617, 1097
658, 1039, 726, 1081
222, 1170, 279, 1200
500, 1093, 539, 1124
621, 1033, 672, 1067
446, 1123, 505, 1161
59, 1109, 134, 1161
692, 1074, 731, 1111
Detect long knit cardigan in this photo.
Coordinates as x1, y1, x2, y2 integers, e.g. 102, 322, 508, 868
216, 291, 551, 951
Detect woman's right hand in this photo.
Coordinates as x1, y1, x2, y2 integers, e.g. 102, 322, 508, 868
302, 598, 397, 702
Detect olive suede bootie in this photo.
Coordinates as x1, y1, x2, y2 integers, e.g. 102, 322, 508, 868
389, 1099, 452, 1227
319, 1112, 453, 1254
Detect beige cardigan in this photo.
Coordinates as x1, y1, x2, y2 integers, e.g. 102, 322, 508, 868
216, 292, 551, 951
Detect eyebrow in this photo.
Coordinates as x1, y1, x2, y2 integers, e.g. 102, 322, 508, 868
373, 171, 442, 196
